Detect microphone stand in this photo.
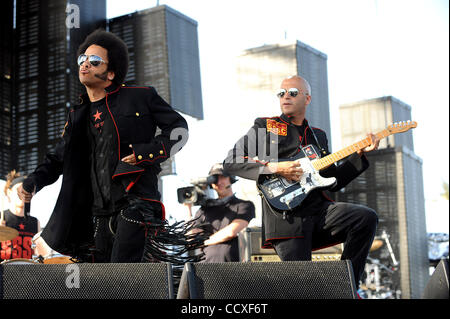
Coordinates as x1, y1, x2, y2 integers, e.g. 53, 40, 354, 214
381, 230, 399, 267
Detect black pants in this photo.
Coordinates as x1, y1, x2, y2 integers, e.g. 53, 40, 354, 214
272, 201, 378, 285
93, 208, 146, 263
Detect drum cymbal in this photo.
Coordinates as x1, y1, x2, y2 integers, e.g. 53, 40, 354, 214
1, 258, 36, 265
370, 239, 384, 252
0, 225, 19, 241
42, 256, 74, 264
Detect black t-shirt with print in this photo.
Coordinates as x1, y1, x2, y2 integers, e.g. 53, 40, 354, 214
0, 210, 38, 261
194, 196, 255, 262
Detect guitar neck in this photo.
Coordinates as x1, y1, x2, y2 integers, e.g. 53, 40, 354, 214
312, 129, 390, 171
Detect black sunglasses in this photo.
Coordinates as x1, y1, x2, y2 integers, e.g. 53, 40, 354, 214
276, 88, 306, 98
77, 54, 107, 67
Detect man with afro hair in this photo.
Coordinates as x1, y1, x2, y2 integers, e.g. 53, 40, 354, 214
18, 29, 193, 263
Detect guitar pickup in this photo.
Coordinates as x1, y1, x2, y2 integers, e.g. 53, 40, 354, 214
260, 179, 285, 199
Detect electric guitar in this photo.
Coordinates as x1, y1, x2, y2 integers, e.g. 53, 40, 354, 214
257, 121, 418, 211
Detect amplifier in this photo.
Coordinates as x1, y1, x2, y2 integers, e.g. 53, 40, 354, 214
250, 254, 342, 262
251, 255, 281, 262
239, 227, 343, 262
312, 254, 342, 261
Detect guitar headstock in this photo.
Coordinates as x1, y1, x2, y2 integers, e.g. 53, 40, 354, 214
387, 120, 417, 134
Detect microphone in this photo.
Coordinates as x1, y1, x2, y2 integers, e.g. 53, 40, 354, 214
22, 179, 35, 220
24, 203, 30, 220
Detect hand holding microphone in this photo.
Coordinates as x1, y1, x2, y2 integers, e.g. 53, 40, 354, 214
18, 179, 35, 219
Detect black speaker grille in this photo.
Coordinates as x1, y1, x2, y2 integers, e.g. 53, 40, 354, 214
187, 261, 356, 299
1, 263, 172, 299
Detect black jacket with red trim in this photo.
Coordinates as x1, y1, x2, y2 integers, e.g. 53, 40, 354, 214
25, 83, 188, 257
223, 114, 369, 248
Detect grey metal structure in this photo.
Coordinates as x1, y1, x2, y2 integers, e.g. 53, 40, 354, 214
0, 0, 14, 178
340, 96, 415, 151
334, 146, 428, 298
108, 5, 203, 176
236, 40, 331, 148
1, 3, 202, 179
336, 96, 428, 298
1, 0, 105, 176
108, 5, 203, 120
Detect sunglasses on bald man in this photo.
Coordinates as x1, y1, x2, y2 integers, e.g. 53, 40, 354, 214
276, 88, 308, 98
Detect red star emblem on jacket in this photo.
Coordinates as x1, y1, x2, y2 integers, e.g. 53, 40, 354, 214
18, 223, 25, 230
93, 110, 102, 121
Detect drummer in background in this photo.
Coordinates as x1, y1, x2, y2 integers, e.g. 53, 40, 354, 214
0, 170, 40, 262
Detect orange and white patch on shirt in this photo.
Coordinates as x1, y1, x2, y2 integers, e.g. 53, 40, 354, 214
266, 119, 287, 136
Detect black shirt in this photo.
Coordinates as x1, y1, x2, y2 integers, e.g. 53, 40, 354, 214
88, 97, 115, 216
0, 210, 39, 261
194, 196, 255, 262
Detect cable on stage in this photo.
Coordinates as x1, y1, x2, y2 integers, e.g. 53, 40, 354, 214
123, 197, 210, 265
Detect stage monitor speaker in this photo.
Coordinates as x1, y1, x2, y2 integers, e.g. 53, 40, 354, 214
0, 262, 174, 299
177, 260, 357, 299
422, 259, 449, 299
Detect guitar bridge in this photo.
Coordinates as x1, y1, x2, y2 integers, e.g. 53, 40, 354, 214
280, 188, 305, 206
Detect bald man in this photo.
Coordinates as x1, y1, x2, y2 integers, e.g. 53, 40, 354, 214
223, 75, 379, 288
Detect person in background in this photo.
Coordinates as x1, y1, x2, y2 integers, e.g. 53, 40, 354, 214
1, 170, 40, 262
187, 163, 255, 262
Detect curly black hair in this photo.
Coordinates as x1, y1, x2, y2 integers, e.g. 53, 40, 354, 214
77, 29, 129, 85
